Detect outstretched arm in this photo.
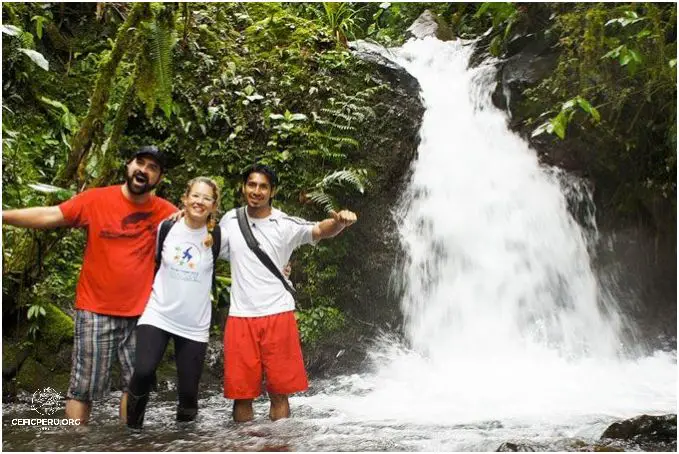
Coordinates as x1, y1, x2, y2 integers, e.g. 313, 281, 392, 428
2, 206, 69, 229
312, 209, 358, 241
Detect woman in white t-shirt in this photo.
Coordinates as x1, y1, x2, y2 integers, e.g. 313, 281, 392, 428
126, 177, 229, 429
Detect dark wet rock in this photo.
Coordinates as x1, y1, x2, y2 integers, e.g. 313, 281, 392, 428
497, 441, 537, 451
406, 10, 453, 41
492, 49, 558, 116
489, 34, 558, 117
476, 17, 677, 345
349, 40, 421, 96
303, 41, 424, 377
497, 438, 629, 452
600, 414, 677, 451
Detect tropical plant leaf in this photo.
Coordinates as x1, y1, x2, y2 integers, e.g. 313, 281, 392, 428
18, 48, 49, 71
318, 169, 364, 193
27, 183, 75, 199
306, 190, 336, 213
149, 19, 174, 117
1, 24, 22, 36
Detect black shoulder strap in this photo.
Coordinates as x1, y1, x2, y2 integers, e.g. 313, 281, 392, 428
155, 219, 175, 274
236, 207, 296, 297
210, 223, 221, 300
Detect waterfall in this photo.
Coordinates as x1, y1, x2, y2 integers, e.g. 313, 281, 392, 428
297, 37, 676, 438
394, 38, 624, 361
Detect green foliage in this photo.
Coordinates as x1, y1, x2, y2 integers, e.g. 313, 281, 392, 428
3, 2, 390, 345
475, 2, 519, 56
137, 3, 177, 118
320, 2, 361, 46
296, 305, 345, 345
522, 3, 676, 216
305, 168, 368, 213
532, 96, 601, 140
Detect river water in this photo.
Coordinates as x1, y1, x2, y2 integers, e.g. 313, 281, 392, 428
2, 37, 676, 451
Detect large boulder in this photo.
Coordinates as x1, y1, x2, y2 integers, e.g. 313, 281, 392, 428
300, 41, 424, 377
406, 10, 453, 41
2, 304, 74, 399
600, 414, 677, 451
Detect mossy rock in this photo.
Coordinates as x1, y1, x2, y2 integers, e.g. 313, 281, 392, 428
14, 357, 70, 395
3, 305, 74, 396
34, 304, 74, 369
40, 303, 74, 346
2, 339, 21, 371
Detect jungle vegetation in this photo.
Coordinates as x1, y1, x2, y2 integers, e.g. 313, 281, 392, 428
2, 3, 676, 352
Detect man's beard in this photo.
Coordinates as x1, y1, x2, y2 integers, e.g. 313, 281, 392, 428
125, 170, 158, 195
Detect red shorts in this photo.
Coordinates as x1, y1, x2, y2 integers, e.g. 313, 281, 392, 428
224, 311, 308, 399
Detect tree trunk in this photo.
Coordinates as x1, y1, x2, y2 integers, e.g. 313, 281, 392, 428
54, 2, 150, 188
91, 52, 143, 188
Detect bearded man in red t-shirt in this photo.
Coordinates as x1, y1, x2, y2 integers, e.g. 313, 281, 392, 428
2, 146, 177, 425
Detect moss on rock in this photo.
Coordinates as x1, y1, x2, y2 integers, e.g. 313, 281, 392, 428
41, 304, 74, 346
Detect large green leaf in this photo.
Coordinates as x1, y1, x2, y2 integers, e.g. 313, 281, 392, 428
18, 48, 49, 71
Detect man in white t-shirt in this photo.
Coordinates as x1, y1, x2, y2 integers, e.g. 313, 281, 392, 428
219, 164, 357, 422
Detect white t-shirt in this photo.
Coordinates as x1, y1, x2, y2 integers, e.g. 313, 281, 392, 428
219, 207, 316, 317
137, 219, 230, 342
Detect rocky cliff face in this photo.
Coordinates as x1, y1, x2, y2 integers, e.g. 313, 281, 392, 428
490, 32, 676, 349
302, 41, 425, 376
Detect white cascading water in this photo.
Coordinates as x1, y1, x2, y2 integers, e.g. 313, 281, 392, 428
295, 37, 676, 450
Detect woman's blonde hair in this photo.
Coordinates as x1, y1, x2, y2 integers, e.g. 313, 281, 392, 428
183, 176, 221, 248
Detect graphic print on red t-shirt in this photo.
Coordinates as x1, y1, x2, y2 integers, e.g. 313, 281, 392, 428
59, 185, 177, 317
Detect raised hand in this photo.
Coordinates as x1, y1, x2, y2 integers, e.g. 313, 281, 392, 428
167, 209, 185, 222
329, 209, 357, 228
282, 262, 292, 278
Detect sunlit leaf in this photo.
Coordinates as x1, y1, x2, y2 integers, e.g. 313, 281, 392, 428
18, 48, 49, 70
531, 122, 552, 137
1, 24, 22, 36
27, 183, 75, 199
602, 45, 624, 60
551, 111, 567, 139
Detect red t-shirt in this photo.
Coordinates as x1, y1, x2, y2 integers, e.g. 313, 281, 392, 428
59, 185, 177, 317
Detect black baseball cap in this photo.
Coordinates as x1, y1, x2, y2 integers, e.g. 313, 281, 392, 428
131, 145, 167, 171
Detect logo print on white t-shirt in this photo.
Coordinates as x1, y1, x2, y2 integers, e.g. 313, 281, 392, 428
172, 242, 202, 269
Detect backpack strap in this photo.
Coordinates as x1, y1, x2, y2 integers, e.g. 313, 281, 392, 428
210, 223, 221, 301
155, 219, 176, 274
236, 206, 296, 298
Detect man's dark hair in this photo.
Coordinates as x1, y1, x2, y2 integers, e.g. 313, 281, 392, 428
242, 163, 278, 188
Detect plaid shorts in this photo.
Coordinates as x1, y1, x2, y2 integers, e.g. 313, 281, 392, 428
67, 309, 138, 401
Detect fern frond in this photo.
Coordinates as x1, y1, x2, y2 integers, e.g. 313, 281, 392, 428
322, 121, 355, 132
306, 190, 336, 213
325, 135, 359, 148
135, 43, 157, 116
149, 18, 174, 117
317, 168, 367, 194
